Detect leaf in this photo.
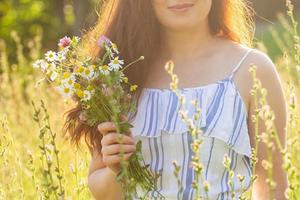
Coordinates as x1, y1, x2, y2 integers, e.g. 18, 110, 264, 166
119, 121, 133, 134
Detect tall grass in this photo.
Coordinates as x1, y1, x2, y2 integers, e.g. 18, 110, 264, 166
0, 1, 299, 199
0, 29, 92, 200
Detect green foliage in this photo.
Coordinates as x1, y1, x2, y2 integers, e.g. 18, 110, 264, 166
0, 0, 98, 64
0, 0, 300, 199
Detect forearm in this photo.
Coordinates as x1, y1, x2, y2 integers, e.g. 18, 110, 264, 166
253, 175, 287, 200
253, 189, 286, 200
88, 167, 124, 200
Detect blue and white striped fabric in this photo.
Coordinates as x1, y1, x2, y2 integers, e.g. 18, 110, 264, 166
129, 48, 254, 200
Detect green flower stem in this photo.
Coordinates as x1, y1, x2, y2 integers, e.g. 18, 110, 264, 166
120, 56, 144, 72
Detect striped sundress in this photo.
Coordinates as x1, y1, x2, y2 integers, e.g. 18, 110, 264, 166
129, 47, 254, 200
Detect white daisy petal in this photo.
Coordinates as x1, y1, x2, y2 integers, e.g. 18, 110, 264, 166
50, 71, 58, 81
56, 84, 74, 99
108, 57, 124, 71
45, 51, 58, 62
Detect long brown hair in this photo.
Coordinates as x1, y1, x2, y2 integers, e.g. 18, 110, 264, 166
63, 0, 256, 153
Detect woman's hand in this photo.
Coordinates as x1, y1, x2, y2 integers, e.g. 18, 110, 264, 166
97, 121, 136, 175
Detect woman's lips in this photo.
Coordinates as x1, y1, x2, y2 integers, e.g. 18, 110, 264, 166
168, 3, 194, 12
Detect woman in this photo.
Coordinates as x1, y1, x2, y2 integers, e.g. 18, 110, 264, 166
65, 0, 287, 199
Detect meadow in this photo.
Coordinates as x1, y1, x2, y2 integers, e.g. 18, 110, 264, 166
0, 1, 300, 200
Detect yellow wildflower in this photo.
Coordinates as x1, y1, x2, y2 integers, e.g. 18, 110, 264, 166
130, 85, 138, 92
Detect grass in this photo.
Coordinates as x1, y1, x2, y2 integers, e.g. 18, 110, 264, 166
0, 1, 300, 200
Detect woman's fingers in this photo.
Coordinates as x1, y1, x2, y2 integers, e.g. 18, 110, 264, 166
101, 133, 134, 146
103, 152, 134, 165
97, 115, 132, 136
101, 144, 136, 156
97, 122, 116, 135
120, 114, 128, 122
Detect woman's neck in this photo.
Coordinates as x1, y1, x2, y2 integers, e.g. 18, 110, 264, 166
161, 21, 217, 59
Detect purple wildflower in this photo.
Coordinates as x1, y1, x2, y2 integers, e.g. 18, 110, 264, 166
97, 36, 110, 47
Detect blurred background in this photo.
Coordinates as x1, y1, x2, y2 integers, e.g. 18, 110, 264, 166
0, 1, 300, 199
0, 0, 300, 62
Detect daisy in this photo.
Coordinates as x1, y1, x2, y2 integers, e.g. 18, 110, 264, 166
33, 59, 43, 69
57, 51, 66, 62
61, 73, 76, 88
83, 65, 95, 79
75, 66, 85, 75
45, 51, 58, 62
99, 65, 110, 75
75, 65, 95, 79
82, 90, 93, 102
40, 60, 49, 71
56, 84, 74, 99
46, 62, 57, 75
50, 71, 58, 81
108, 57, 124, 71
33, 59, 49, 71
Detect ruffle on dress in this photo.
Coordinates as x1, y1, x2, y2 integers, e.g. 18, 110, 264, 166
129, 78, 251, 158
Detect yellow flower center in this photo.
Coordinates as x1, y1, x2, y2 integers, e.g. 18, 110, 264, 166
101, 65, 108, 71
91, 65, 97, 70
113, 59, 119, 64
112, 43, 117, 50
76, 90, 84, 98
76, 66, 85, 73
64, 72, 71, 79
63, 87, 70, 94
74, 83, 81, 89
85, 69, 91, 75
87, 85, 94, 91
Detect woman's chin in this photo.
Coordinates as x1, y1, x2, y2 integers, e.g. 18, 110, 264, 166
162, 21, 201, 32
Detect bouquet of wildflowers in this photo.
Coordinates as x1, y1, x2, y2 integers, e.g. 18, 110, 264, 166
33, 36, 164, 199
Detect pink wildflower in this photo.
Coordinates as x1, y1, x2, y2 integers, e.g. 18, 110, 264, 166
58, 36, 72, 48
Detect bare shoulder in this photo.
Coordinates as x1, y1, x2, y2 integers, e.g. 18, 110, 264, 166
226, 42, 285, 112
245, 47, 284, 96
239, 46, 286, 115
247, 47, 279, 79
231, 43, 282, 88
224, 39, 279, 79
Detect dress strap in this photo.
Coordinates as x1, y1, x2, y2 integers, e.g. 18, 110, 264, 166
228, 48, 253, 79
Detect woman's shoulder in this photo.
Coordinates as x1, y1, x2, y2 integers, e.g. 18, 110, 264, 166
224, 41, 283, 110
236, 43, 277, 77
220, 38, 276, 75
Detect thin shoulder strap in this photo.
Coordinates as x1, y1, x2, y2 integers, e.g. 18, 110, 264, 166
229, 48, 253, 79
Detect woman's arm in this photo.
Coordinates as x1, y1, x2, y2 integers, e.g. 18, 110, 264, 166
87, 122, 136, 200
247, 51, 288, 199
87, 148, 123, 200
